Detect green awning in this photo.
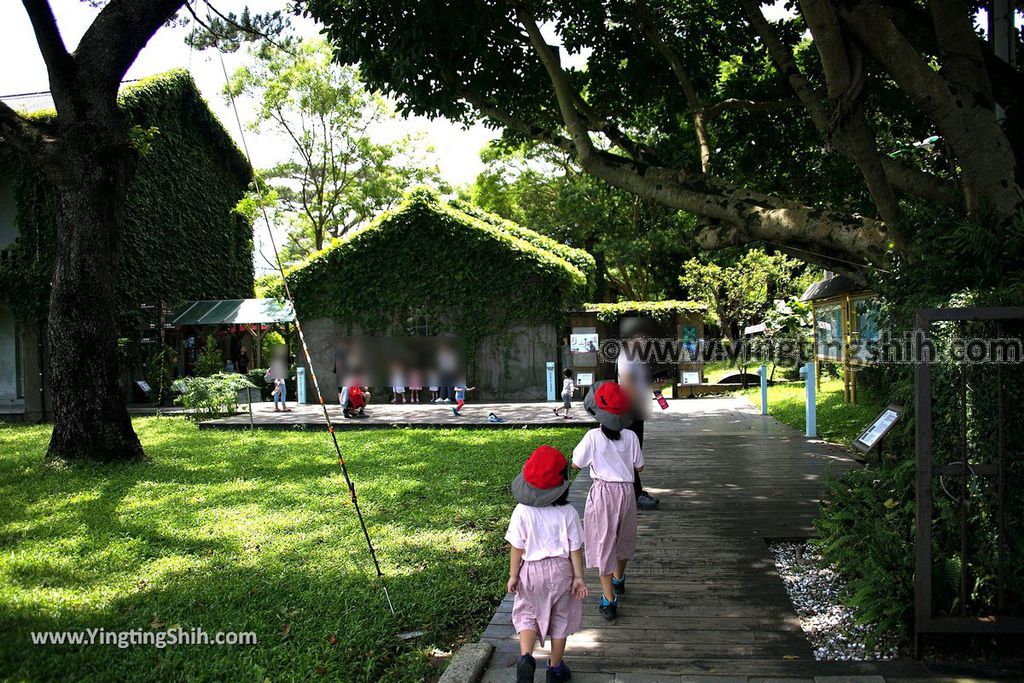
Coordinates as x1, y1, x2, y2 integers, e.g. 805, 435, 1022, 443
170, 299, 295, 326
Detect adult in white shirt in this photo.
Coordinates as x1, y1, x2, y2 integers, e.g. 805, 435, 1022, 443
616, 333, 659, 509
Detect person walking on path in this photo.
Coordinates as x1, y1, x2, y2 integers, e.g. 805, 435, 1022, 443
507, 445, 588, 683
574, 381, 644, 621
617, 333, 660, 509
237, 346, 249, 374
268, 348, 291, 413
552, 368, 576, 419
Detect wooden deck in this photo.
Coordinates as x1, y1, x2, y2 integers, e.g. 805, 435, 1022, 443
479, 397, 937, 680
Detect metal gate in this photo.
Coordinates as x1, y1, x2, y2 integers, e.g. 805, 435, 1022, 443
914, 306, 1024, 654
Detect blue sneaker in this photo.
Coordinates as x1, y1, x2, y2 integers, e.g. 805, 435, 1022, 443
451, 407, 459, 416
599, 595, 618, 620
612, 574, 626, 595
546, 660, 571, 682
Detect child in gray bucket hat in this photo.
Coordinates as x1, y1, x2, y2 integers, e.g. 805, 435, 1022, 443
573, 381, 644, 621
506, 445, 589, 683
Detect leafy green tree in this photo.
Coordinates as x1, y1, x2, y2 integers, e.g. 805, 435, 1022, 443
304, 0, 1024, 288
467, 141, 697, 300
226, 38, 447, 262
679, 249, 815, 340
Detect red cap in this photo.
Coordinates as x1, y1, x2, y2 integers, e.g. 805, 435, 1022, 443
594, 382, 630, 415
522, 445, 567, 490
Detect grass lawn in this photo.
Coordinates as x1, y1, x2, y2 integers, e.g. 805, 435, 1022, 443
0, 418, 585, 682
740, 377, 885, 447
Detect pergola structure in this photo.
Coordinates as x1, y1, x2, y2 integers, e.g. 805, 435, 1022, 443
170, 298, 295, 369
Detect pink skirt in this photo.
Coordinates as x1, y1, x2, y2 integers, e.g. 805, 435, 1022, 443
584, 479, 638, 575
511, 556, 582, 647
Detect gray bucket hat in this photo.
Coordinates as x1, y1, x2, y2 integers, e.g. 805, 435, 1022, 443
511, 445, 572, 506
584, 380, 634, 432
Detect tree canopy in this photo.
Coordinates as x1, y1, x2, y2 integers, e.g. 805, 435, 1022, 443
226, 38, 447, 262
466, 140, 697, 301
303, 0, 1023, 288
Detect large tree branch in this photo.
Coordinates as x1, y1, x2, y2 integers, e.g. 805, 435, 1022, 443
76, 0, 186, 92
21, 1, 74, 91
513, 5, 888, 267
742, 0, 956, 211
835, 0, 1021, 217
798, 0, 902, 228
0, 99, 59, 169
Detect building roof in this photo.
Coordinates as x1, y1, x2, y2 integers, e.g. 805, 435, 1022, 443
287, 188, 592, 328
171, 299, 294, 326
799, 275, 871, 302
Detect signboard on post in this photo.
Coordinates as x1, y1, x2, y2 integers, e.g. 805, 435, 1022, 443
545, 361, 556, 401
854, 404, 904, 454
569, 333, 599, 353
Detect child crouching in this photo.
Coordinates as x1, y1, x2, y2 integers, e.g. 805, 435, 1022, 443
573, 381, 644, 620
506, 445, 588, 682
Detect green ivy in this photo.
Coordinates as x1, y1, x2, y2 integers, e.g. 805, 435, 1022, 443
288, 188, 593, 349
0, 69, 254, 326
583, 299, 707, 324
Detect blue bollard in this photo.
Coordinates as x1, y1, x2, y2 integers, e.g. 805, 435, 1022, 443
759, 364, 768, 416
804, 361, 816, 437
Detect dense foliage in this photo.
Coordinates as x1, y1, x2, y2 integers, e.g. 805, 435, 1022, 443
304, 0, 1024, 284
465, 141, 697, 300
583, 299, 706, 325
680, 248, 818, 338
174, 373, 257, 418
814, 219, 1024, 644
226, 38, 446, 262
288, 188, 593, 346
0, 70, 254, 325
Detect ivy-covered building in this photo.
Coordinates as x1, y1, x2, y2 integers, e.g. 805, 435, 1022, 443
0, 70, 254, 420
289, 188, 595, 400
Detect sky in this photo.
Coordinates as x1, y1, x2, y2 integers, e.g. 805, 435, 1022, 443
0, 1, 501, 188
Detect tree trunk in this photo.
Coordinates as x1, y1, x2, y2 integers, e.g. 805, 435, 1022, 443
46, 127, 143, 462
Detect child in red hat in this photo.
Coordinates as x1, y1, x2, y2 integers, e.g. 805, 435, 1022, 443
506, 445, 589, 683
572, 381, 644, 621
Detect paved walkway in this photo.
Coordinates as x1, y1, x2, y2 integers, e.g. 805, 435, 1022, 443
199, 400, 597, 430
479, 397, 940, 681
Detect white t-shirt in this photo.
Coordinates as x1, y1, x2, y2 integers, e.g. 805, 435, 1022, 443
572, 427, 644, 483
561, 378, 575, 396
617, 351, 651, 418
505, 503, 583, 561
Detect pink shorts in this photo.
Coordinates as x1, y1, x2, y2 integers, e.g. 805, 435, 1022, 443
584, 480, 637, 575
511, 556, 582, 647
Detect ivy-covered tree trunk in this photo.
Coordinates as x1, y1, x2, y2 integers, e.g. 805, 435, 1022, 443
45, 125, 143, 462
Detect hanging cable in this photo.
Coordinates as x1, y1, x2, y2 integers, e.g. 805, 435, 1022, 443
206, 20, 395, 615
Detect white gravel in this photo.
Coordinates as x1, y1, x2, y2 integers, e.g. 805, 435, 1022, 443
770, 542, 901, 661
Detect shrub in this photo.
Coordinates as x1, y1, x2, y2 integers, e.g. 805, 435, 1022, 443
816, 459, 916, 644
174, 373, 255, 419
192, 334, 225, 377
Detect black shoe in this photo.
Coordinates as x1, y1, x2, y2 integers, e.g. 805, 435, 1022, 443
546, 660, 571, 682
516, 653, 536, 683
637, 492, 660, 510
599, 598, 618, 620
612, 575, 626, 596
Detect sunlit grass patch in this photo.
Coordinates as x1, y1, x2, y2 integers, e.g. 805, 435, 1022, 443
0, 418, 585, 681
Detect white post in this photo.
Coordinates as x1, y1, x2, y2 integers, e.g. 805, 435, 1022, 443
759, 364, 768, 416
804, 361, 817, 438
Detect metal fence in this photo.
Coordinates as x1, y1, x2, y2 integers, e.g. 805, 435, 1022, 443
914, 306, 1024, 655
